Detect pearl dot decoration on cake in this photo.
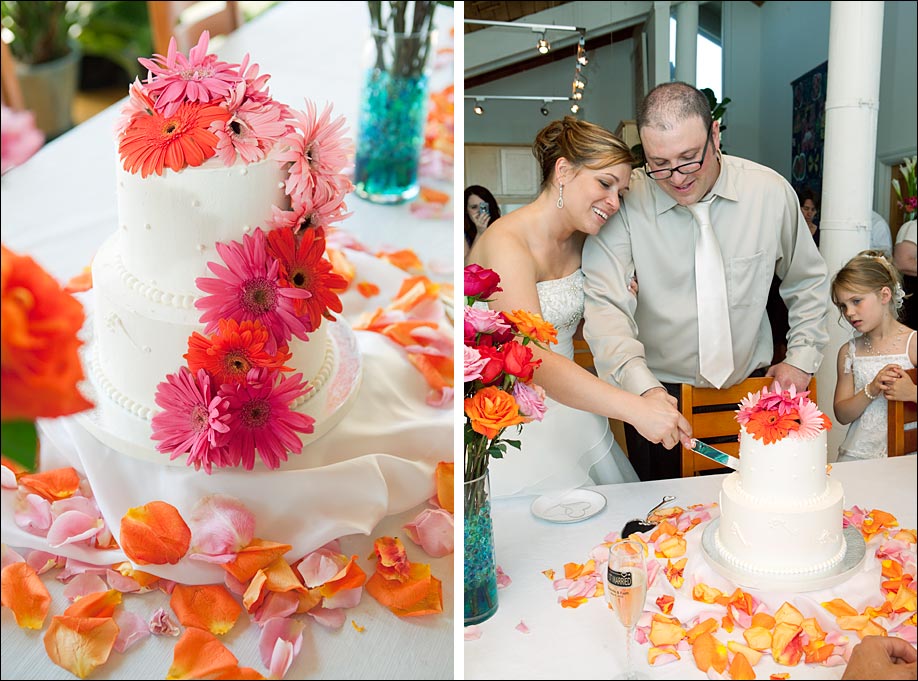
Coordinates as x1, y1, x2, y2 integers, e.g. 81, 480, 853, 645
197, 244, 206, 253
242, 225, 251, 233
144, 223, 152, 231
240, 167, 248, 176
121, 224, 128, 231
191, 199, 200, 208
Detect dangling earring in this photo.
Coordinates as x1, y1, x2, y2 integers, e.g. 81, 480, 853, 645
557, 183, 564, 209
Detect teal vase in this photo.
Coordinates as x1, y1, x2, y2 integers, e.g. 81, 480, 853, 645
354, 28, 436, 204
464, 471, 498, 625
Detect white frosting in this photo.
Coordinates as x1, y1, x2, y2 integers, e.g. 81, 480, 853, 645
716, 424, 846, 576
115, 154, 288, 296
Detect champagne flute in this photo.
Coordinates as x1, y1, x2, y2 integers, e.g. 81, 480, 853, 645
607, 539, 649, 680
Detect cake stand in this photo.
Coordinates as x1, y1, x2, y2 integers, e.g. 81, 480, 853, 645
701, 519, 867, 592
75, 319, 363, 470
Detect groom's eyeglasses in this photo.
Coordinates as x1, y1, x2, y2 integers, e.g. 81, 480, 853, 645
644, 121, 713, 180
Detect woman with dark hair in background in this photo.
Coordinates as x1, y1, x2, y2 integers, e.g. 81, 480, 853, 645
464, 184, 501, 258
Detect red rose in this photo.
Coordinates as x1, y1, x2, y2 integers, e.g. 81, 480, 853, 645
501, 340, 541, 382
464, 264, 502, 299
476, 345, 505, 385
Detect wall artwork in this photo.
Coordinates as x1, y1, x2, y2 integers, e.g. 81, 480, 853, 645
790, 60, 828, 205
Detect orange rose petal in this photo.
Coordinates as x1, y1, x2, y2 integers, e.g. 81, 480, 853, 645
418, 186, 449, 204
686, 617, 719, 644
770, 675, 791, 680
44, 616, 119, 679
326, 248, 355, 286
728, 649, 756, 680
693, 583, 724, 604
837, 615, 870, 631
381, 250, 425, 274
223, 539, 292, 583
728, 640, 764, 666
563, 560, 596, 580
648, 646, 681, 665
649, 618, 686, 646
243, 570, 268, 613
318, 556, 367, 599
656, 594, 675, 615
804, 640, 835, 664
373, 536, 412, 582
722, 608, 735, 633
890, 585, 917, 613
1, 562, 51, 629
881, 559, 904, 580
295, 587, 323, 614
120, 500, 191, 565
743, 625, 773, 651
64, 266, 93, 294
366, 562, 433, 610
772, 622, 804, 666
64, 589, 122, 618
774, 601, 804, 626
560, 596, 589, 608
801, 617, 827, 642
728, 589, 756, 616
692, 632, 728, 673
166, 627, 240, 680
356, 281, 380, 298
111, 562, 160, 589
262, 557, 308, 594
435, 461, 454, 513
751, 612, 776, 630
18, 467, 81, 502
170, 584, 242, 636
859, 618, 887, 639
822, 597, 858, 618
389, 576, 443, 617
657, 535, 687, 559
542, 569, 555, 580
392, 276, 437, 309
212, 667, 265, 680
1, 455, 29, 476
407, 353, 454, 391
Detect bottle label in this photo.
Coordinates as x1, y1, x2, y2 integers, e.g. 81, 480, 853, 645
607, 567, 632, 587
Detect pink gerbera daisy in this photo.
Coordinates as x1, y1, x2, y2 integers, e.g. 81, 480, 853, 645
195, 228, 311, 353
791, 398, 830, 439
276, 100, 351, 201
114, 77, 155, 137
232, 53, 273, 106
213, 98, 290, 165
266, 174, 352, 233
151, 367, 231, 473
218, 368, 315, 470
139, 32, 240, 117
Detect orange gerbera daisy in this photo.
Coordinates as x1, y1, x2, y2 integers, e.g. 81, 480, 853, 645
745, 408, 801, 444
185, 318, 292, 385
266, 226, 347, 333
1, 245, 93, 420
119, 101, 230, 178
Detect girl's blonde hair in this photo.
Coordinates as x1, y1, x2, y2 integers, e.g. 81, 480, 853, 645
831, 249, 907, 320
532, 116, 634, 190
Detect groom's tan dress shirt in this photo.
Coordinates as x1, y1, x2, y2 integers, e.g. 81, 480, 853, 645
582, 154, 830, 396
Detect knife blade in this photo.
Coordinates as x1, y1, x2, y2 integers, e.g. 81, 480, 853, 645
690, 439, 739, 470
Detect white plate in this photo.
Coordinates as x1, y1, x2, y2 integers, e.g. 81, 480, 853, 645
530, 489, 607, 523
701, 519, 867, 592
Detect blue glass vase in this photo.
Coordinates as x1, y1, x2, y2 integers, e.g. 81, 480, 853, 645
464, 470, 498, 625
354, 28, 436, 204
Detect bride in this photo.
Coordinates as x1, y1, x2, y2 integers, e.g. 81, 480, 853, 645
467, 116, 692, 498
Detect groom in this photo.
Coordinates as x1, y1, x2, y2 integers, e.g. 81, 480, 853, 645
581, 82, 830, 481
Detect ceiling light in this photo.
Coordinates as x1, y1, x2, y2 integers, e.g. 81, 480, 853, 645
540, 101, 550, 116
536, 32, 550, 54
577, 36, 589, 65
570, 103, 580, 114
473, 99, 484, 115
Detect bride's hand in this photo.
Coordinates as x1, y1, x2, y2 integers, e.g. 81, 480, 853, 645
634, 389, 693, 450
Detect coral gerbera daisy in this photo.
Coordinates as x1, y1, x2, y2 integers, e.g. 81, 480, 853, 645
151, 367, 231, 473
138, 32, 240, 117
218, 367, 315, 470
266, 226, 347, 332
185, 318, 292, 386
119, 101, 230, 178
276, 100, 351, 201
195, 228, 312, 354
745, 408, 801, 445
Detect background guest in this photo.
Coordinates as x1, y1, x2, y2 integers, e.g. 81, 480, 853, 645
464, 184, 501, 259
894, 219, 917, 327
871, 209, 893, 256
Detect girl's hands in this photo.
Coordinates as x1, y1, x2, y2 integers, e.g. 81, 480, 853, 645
878, 365, 917, 403
869, 364, 901, 400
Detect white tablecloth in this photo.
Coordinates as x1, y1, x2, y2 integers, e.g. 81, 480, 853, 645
0, 3, 456, 679
464, 457, 918, 680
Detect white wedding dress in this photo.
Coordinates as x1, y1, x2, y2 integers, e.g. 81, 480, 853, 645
488, 269, 640, 498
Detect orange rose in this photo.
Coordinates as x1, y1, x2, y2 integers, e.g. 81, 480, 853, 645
464, 385, 526, 439
1, 245, 93, 420
503, 310, 558, 346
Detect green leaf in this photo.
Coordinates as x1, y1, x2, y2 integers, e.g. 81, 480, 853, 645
0, 420, 38, 471
503, 439, 521, 450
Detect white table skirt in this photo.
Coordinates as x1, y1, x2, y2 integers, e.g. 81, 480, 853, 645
464, 457, 918, 680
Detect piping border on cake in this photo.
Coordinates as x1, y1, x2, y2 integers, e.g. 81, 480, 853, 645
728, 473, 837, 508
713, 526, 847, 576
113, 250, 198, 310
88, 332, 337, 420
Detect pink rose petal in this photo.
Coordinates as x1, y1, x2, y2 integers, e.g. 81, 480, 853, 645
495, 565, 511, 589
14, 493, 52, 535
464, 625, 482, 640
253, 591, 299, 625
114, 610, 151, 653
323, 585, 362, 610
403, 507, 454, 558
307, 607, 347, 629
224, 570, 248, 596
56, 557, 108, 583
149, 607, 181, 636
259, 617, 304, 677
650, 651, 680, 666
515, 620, 530, 634
27, 550, 64, 575
51, 495, 99, 519
1, 465, 18, 488
297, 548, 344, 587
188, 494, 255, 562
1, 545, 24, 568
63, 572, 108, 602
46, 510, 103, 548
105, 569, 143, 593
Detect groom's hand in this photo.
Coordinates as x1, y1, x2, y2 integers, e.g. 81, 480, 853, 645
638, 388, 690, 450
765, 363, 812, 393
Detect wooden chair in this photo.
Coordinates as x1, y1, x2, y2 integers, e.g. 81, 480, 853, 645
1, 40, 25, 110
148, 1, 242, 56
888, 367, 917, 457
679, 376, 818, 476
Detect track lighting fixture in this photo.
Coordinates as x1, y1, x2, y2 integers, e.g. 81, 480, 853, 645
540, 101, 550, 116
570, 103, 580, 114
473, 99, 484, 115
536, 32, 550, 54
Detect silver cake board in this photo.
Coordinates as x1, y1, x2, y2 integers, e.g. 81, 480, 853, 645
701, 519, 867, 593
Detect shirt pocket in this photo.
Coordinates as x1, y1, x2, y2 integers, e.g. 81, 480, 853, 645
727, 250, 767, 309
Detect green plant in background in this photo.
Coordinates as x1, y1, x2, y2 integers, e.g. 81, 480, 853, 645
701, 86, 731, 141
74, 1, 152, 83
1, 0, 82, 64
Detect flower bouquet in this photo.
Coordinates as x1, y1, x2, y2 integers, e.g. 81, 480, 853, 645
736, 382, 831, 444
892, 155, 917, 222
463, 263, 557, 624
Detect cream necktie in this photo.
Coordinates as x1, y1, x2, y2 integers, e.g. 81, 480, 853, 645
688, 198, 734, 388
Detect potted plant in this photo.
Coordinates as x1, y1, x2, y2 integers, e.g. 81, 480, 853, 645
0, 1, 83, 138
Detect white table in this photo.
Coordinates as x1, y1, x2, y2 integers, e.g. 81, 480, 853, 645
464, 457, 918, 680
0, 3, 456, 679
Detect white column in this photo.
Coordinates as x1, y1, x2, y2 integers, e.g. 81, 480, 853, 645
816, 1, 885, 459
675, 1, 699, 85
652, 1, 672, 86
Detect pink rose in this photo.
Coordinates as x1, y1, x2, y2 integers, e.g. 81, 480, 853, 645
513, 380, 547, 421
464, 305, 511, 341
464, 264, 502, 299
464, 345, 488, 383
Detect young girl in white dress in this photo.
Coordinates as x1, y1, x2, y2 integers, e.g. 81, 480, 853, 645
832, 250, 917, 460
467, 117, 692, 498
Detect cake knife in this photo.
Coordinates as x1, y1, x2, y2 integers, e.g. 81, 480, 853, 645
690, 439, 739, 470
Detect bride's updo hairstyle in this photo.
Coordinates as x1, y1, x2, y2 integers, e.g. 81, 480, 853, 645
532, 115, 635, 191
